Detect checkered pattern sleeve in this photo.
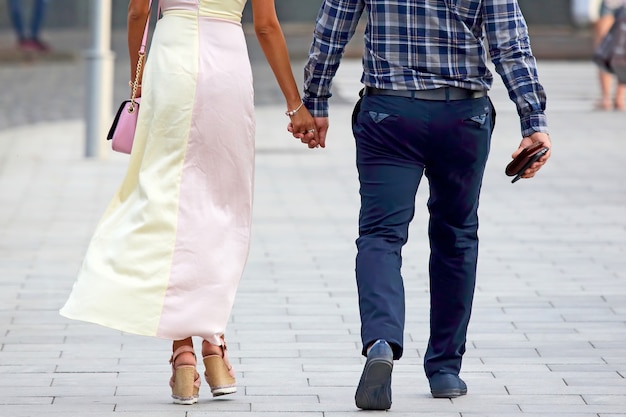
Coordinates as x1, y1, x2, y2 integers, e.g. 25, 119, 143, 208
483, 0, 548, 136
304, 0, 365, 117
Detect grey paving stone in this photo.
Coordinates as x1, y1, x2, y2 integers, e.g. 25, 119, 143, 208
188, 413, 322, 417
506, 385, 626, 395
461, 414, 595, 417
326, 414, 462, 417
0, 405, 119, 416
521, 404, 626, 413
115, 398, 251, 412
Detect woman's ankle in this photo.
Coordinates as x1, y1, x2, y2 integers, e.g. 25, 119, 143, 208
172, 338, 196, 367
201, 340, 223, 357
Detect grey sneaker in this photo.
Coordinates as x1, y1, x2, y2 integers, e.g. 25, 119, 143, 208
354, 340, 393, 410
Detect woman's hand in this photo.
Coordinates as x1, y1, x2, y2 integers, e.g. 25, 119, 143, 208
288, 107, 322, 148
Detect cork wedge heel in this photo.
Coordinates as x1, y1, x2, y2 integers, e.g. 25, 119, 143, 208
169, 346, 200, 405
203, 355, 236, 396
203, 340, 236, 397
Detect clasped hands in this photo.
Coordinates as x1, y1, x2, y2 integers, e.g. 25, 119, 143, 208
287, 110, 328, 149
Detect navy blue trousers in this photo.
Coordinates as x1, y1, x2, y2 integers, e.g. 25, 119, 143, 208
353, 93, 494, 378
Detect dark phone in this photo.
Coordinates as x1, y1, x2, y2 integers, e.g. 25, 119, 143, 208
505, 142, 545, 175
508, 146, 549, 183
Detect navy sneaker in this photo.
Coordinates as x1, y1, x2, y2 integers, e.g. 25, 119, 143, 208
354, 340, 393, 410
429, 372, 467, 398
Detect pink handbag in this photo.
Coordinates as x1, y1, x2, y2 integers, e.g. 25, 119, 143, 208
107, 97, 141, 154
106, 1, 156, 154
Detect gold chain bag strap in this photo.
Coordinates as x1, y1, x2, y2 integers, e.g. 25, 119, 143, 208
106, 0, 157, 154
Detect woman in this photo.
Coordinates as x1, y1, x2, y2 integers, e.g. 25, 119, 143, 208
594, 0, 626, 110
60, 0, 317, 405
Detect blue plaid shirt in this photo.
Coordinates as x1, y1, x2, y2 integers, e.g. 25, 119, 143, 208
303, 0, 548, 137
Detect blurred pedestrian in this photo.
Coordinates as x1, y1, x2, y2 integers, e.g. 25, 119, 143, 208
593, 0, 626, 110
302, 0, 550, 409
6, 0, 50, 51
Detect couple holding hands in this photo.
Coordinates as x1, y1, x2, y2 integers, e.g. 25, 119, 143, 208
61, 0, 550, 409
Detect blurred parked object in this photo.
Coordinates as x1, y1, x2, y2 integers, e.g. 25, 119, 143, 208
572, 0, 603, 25
84, 0, 114, 158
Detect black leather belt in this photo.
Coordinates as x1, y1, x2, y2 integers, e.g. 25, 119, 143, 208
365, 86, 486, 101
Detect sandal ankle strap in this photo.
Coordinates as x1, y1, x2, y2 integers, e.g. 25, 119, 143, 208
170, 345, 196, 364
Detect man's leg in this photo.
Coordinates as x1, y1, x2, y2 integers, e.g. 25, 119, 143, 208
352, 95, 424, 409
354, 95, 424, 360
423, 97, 494, 395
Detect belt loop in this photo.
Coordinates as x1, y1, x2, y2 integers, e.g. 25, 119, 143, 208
445, 87, 450, 102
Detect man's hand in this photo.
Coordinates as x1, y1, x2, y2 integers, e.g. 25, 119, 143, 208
511, 132, 551, 180
310, 117, 328, 148
288, 116, 329, 149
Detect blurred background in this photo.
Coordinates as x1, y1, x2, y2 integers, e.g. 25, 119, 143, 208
0, 0, 601, 60
0, 0, 591, 29
0, 0, 612, 139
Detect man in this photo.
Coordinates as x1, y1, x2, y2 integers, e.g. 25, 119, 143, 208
301, 0, 551, 410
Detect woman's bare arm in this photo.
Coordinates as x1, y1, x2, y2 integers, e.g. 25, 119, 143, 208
127, 0, 151, 96
250, 0, 318, 143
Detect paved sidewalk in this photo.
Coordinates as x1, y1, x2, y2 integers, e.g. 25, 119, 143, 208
1, 60, 626, 416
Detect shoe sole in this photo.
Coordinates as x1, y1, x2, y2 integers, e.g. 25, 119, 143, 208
212, 386, 237, 397
172, 395, 198, 405
431, 388, 467, 398
355, 357, 393, 410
